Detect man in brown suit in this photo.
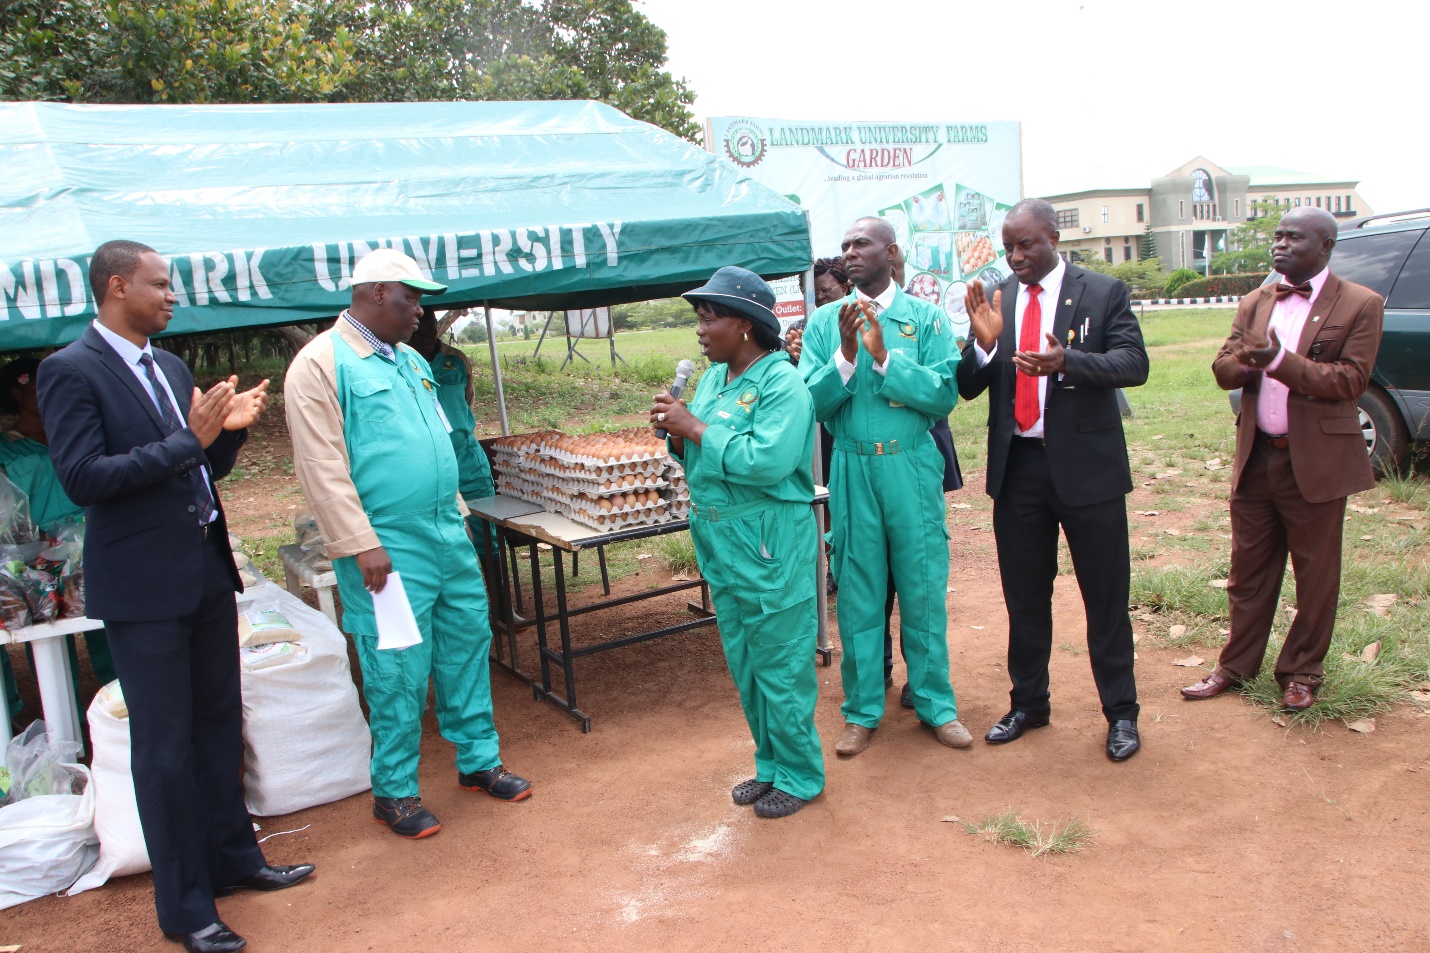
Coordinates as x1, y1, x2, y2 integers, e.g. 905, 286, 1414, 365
1183, 206, 1384, 711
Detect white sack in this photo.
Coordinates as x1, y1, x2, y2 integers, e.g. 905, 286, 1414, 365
66, 690, 149, 895
241, 583, 371, 817
0, 763, 98, 910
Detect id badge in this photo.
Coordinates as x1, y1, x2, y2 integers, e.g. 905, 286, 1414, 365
431, 396, 453, 433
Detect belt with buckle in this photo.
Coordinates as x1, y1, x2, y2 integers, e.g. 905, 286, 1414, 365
833, 432, 931, 456
1256, 430, 1290, 450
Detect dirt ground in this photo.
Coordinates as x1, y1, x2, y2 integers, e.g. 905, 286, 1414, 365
5, 437, 1430, 951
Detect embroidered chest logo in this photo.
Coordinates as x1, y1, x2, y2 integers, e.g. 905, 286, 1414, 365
736, 390, 759, 413
898, 321, 918, 339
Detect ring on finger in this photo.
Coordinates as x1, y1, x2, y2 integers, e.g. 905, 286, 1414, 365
657, 412, 666, 422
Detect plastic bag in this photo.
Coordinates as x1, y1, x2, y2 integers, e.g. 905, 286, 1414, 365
0, 762, 99, 910
0, 473, 37, 546
42, 537, 87, 619
2, 721, 85, 806
237, 593, 302, 647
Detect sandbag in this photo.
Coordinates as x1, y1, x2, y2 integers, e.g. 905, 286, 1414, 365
241, 583, 370, 817
0, 763, 98, 910
66, 687, 149, 895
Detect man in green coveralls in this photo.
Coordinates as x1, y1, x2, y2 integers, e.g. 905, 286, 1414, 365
285, 249, 531, 839
799, 218, 972, 755
407, 307, 496, 555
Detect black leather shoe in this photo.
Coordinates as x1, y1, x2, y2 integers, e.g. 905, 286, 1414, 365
214, 863, 315, 897
373, 796, 442, 838
164, 921, 246, 953
1106, 720, 1140, 762
984, 709, 1051, 745
459, 764, 532, 801
900, 683, 914, 708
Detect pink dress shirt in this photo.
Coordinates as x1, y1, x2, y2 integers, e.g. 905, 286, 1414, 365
1255, 267, 1330, 435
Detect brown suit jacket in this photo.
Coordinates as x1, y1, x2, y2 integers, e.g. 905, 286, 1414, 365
1213, 272, 1384, 504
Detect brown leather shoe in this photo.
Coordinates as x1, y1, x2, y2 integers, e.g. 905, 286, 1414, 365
931, 720, 974, 749
1283, 680, 1315, 711
1181, 669, 1239, 700
834, 723, 873, 756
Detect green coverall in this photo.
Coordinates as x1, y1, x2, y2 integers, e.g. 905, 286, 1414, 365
800, 289, 961, 730
329, 336, 501, 799
676, 351, 824, 800
429, 346, 497, 555
0, 436, 115, 719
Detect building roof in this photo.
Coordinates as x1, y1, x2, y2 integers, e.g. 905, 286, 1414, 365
1225, 165, 1358, 187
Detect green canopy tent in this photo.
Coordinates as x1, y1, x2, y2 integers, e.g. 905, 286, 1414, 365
0, 100, 812, 431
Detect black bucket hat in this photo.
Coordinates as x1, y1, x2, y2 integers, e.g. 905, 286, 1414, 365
682, 266, 779, 335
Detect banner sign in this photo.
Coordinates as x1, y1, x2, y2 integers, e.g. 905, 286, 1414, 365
707, 117, 1021, 338
767, 275, 805, 334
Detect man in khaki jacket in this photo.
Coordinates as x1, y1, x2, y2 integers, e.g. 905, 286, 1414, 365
285, 249, 530, 839
1183, 207, 1384, 711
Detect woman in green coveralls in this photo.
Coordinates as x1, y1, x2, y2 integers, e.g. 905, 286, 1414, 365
650, 266, 823, 819
0, 358, 116, 724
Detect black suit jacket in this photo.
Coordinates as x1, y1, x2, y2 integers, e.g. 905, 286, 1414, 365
36, 326, 245, 622
957, 265, 1148, 505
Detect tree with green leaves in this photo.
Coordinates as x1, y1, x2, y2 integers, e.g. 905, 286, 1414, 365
0, 0, 698, 138
1210, 199, 1285, 274
1074, 254, 1166, 295
1139, 222, 1158, 263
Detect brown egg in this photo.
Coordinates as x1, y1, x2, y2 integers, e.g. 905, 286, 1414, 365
623, 492, 637, 508
597, 498, 613, 512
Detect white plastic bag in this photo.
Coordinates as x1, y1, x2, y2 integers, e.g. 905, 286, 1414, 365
66, 688, 149, 895
0, 763, 98, 910
241, 583, 371, 816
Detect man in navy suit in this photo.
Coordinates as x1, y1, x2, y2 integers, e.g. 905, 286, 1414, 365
957, 199, 1148, 762
38, 240, 312, 953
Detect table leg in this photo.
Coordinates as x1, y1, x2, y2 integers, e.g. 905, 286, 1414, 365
597, 545, 611, 596
529, 539, 551, 699
509, 537, 526, 616
316, 585, 338, 626
283, 563, 301, 597
550, 550, 590, 732
31, 634, 83, 754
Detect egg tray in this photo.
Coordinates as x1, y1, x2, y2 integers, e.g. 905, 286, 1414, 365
559, 498, 674, 532
530, 456, 667, 481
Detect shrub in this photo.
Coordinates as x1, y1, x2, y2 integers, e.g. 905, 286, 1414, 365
1173, 274, 1269, 298
1163, 268, 1200, 296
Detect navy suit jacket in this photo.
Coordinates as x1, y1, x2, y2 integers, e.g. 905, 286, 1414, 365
36, 325, 245, 622
957, 265, 1149, 505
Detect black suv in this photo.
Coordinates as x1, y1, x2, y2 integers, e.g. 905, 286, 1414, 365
1235, 209, 1430, 475
1332, 209, 1430, 475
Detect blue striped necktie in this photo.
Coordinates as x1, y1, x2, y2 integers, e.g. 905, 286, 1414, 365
139, 353, 215, 526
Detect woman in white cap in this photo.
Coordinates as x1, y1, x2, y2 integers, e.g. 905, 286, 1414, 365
650, 266, 823, 818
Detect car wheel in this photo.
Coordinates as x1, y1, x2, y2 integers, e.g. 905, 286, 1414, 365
1359, 386, 1409, 477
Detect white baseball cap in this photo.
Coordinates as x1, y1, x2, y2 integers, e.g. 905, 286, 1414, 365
350, 248, 447, 294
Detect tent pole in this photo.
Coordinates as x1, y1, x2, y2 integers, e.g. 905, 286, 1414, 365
484, 302, 510, 435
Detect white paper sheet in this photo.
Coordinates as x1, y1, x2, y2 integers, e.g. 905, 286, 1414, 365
372, 572, 423, 650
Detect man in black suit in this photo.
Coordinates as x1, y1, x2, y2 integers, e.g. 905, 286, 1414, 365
957, 199, 1148, 761
38, 240, 312, 953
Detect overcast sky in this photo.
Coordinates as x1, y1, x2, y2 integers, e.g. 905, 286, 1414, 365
640, 0, 1422, 216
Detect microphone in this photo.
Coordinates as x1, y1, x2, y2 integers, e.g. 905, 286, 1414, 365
656, 359, 696, 439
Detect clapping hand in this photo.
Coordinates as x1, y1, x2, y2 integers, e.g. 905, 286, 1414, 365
1237, 328, 1281, 370
222, 376, 270, 430
188, 380, 236, 448
785, 327, 803, 365
838, 300, 887, 365
964, 283, 1003, 350
1012, 332, 1066, 376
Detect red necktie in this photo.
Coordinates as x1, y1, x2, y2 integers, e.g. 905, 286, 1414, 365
1274, 281, 1312, 301
1014, 283, 1043, 432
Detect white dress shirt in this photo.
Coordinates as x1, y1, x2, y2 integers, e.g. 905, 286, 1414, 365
1254, 267, 1329, 435
835, 280, 899, 384
972, 257, 1067, 438
92, 319, 217, 519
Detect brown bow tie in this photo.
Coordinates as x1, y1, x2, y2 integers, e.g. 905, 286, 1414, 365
1274, 281, 1312, 301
